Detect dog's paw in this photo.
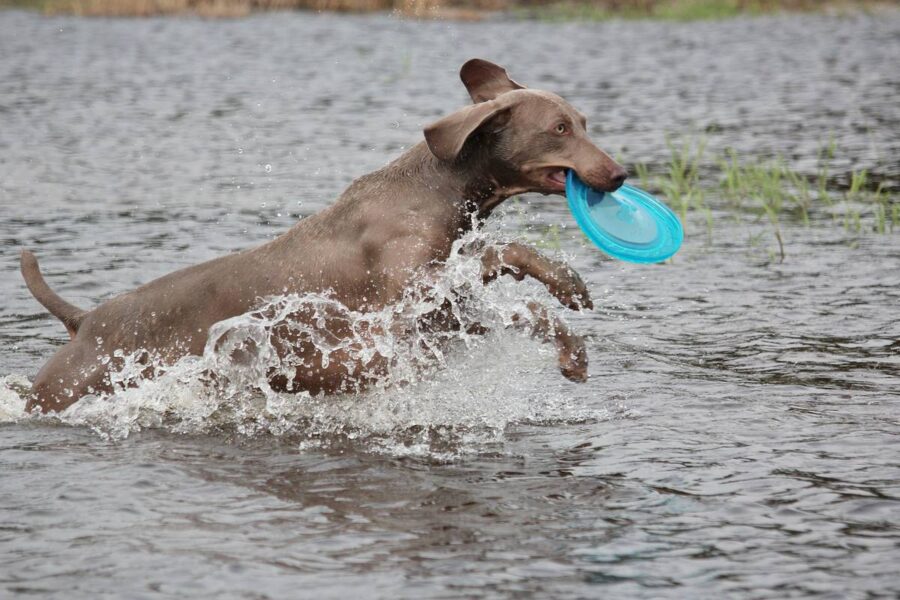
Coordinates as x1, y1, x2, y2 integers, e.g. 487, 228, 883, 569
548, 265, 593, 311
558, 335, 588, 383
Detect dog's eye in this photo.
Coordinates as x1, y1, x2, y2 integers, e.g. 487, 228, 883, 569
555, 123, 568, 135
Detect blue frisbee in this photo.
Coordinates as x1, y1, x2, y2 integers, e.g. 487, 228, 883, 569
565, 170, 683, 264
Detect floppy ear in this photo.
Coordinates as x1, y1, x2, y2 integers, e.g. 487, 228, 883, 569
423, 99, 510, 163
460, 58, 525, 103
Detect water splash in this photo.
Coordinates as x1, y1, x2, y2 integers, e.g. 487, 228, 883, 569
0, 374, 30, 422
1, 232, 603, 455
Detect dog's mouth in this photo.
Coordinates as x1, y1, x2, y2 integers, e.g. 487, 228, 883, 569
544, 168, 568, 191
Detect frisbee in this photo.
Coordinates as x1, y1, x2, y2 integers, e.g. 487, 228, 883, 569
565, 170, 683, 264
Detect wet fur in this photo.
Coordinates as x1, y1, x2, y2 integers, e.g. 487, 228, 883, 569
21, 59, 626, 413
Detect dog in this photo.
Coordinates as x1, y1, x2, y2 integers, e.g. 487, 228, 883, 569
21, 59, 627, 413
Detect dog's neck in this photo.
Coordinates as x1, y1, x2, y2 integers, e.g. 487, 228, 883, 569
397, 142, 528, 222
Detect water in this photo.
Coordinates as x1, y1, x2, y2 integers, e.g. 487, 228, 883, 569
1, 9, 899, 598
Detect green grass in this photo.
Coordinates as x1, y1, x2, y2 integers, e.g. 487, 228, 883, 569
3, 0, 895, 19
654, 0, 748, 20
634, 136, 897, 262
0, 0, 49, 9
513, 0, 896, 22
515, 0, 810, 22
513, 0, 747, 22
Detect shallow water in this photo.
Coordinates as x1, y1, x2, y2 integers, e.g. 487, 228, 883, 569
1, 9, 899, 598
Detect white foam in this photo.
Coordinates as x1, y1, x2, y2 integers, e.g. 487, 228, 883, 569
0, 374, 30, 421
2, 231, 606, 455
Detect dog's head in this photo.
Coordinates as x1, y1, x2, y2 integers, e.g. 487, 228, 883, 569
424, 59, 627, 196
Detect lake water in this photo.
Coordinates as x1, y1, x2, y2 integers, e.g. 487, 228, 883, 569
1, 8, 899, 598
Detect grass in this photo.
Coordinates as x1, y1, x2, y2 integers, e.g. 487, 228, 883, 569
634, 137, 898, 262
0, 0, 487, 18
512, 0, 895, 22
514, 0, 754, 22
1, 0, 895, 19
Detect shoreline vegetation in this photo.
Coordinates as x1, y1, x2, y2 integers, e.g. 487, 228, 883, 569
634, 138, 897, 262
0, 0, 895, 20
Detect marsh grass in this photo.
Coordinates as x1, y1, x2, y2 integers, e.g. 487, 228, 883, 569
512, 0, 894, 22
1, 0, 894, 19
516, 0, 750, 21
0, 0, 504, 18
635, 136, 897, 262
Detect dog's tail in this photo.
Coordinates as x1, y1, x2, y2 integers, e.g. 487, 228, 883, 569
20, 250, 86, 339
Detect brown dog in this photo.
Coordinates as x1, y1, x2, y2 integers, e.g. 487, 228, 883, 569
21, 59, 626, 413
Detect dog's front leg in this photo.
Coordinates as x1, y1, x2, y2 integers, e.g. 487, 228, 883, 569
409, 259, 587, 382
479, 242, 593, 311
513, 301, 588, 382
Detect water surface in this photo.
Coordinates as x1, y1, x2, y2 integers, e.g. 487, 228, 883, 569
1, 9, 899, 598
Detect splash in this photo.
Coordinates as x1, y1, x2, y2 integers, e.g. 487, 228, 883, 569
0, 374, 30, 422
1, 232, 605, 455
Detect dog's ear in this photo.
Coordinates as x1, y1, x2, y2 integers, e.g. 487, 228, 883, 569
460, 59, 525, 103
424, 99, 512, 163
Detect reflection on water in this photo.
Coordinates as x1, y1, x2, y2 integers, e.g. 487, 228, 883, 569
1, 9, 899, 599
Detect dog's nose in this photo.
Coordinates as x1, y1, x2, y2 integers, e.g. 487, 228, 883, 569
609, 168, 628, 191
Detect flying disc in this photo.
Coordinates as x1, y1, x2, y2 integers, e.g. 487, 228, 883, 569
565, 170, 683, 264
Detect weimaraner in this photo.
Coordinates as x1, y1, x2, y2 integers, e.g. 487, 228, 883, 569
21, 59, 627, 413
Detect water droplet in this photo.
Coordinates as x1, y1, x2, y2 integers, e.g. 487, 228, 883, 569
265, 164, 272, 173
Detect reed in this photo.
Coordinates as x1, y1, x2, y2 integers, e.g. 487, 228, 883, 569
1, 0, 894, 19
634, 136, 897, 261
513, 0, 892, 21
